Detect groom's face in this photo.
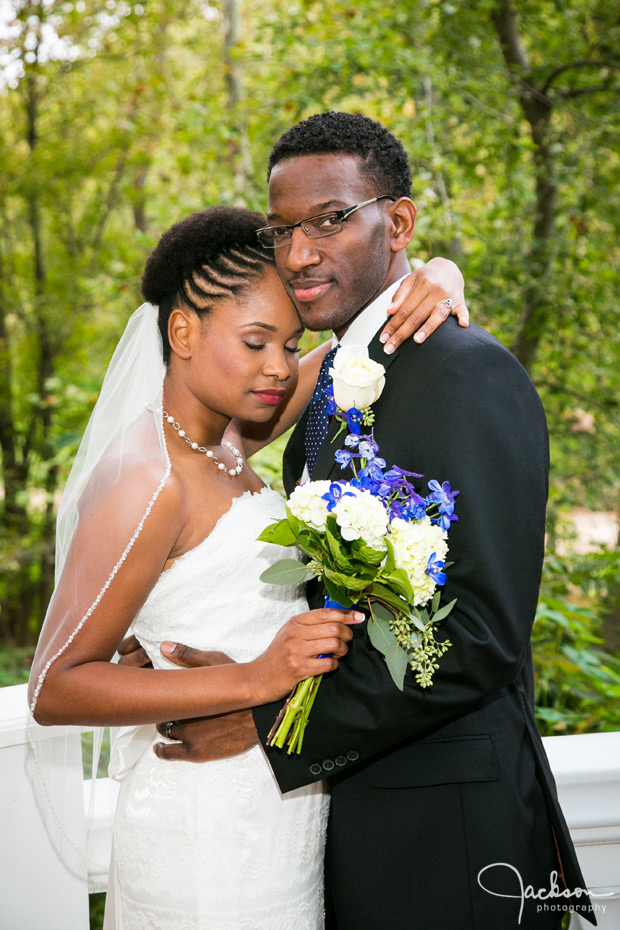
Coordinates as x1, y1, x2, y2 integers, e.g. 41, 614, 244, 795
267, 154, 394, 335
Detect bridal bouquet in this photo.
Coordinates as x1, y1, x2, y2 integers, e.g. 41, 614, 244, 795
258, 345, 458, 754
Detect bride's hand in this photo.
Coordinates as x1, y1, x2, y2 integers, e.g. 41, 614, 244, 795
250, 607, 364, 704
379, 257, 469, 354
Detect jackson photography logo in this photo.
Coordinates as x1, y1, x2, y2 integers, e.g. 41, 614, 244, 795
477, 862, 614, 924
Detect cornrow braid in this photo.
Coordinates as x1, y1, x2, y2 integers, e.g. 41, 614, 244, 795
141, 208, 276, 364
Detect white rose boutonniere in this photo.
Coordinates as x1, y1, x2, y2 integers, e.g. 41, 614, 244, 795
329, 344, 386, 413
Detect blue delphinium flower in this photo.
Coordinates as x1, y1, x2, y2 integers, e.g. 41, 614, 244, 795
359, 439, 375, 460
387, 465, 424, 480
335, 449, 352, 470
359, 459, 385, 483
405, 491, 428, 521
427, 479, 459, 514
433, 511, 459, 531
425, 552, 447, 586
344, 433, 359, 448
321, 482, 356, 512
389, 500, 407, 521
345, 408, 363, 434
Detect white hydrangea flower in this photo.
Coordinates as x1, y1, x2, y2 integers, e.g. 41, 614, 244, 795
333, 487, 389, 549
389, 516, 449, 607
288, 480, 332, 532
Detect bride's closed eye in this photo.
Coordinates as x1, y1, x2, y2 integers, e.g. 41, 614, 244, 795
244, 341, 301, 354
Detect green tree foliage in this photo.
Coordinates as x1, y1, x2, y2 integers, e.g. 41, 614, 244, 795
0, 0, 618, 732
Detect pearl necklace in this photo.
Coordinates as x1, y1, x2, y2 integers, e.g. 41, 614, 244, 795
162, 409, 244, 477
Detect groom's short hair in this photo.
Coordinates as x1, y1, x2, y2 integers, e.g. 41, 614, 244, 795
268, 111, 412, 200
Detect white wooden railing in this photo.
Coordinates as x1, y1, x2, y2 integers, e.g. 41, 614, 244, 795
1, 682, 619, 929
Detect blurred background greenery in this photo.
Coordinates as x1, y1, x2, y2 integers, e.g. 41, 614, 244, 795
1, 0, 619, 744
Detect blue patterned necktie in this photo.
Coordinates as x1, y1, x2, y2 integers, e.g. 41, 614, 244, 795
305, 344, 339, 477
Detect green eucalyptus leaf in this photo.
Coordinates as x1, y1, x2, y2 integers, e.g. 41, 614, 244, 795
260, 559, 316, 586
367, 604, 408, 690
409, 608, 427, 633
432, 598, 457, 624
370, 600, 396, 625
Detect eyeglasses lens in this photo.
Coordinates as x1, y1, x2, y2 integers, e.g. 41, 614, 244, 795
259, 214, 343, 249
303, 214, 342, 240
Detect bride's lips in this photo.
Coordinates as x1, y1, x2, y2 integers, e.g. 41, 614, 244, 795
253, 389, 286, 406
291, 281, 332, 302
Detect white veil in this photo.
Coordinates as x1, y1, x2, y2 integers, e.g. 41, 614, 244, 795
27, 301, 170, 875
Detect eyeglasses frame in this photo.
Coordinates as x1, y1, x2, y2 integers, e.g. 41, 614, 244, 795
256, 195, 396, 249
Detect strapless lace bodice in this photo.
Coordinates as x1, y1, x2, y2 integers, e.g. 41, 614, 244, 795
131, 486, 308, 666
106, 487, 329, 930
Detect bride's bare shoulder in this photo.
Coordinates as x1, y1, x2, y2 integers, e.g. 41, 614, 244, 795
77, 434, 184, 530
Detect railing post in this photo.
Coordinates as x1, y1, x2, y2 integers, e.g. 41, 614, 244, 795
543, 732, 620, 929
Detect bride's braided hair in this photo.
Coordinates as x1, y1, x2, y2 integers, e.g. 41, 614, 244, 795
141, 206, 276, 363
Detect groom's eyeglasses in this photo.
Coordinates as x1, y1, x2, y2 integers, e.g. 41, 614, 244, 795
256, 195, 395, 249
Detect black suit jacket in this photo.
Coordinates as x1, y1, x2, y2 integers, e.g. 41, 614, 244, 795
254, 318, 595, 929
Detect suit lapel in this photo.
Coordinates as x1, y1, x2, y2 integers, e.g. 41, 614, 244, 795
367, 327, 400, 371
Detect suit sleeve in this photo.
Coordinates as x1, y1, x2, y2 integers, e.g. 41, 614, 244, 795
253, 330, 549, 791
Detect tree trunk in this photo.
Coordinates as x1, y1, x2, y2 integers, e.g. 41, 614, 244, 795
491, 0, 557, 373
222, 0, 252, 203
422, 76, 463, 262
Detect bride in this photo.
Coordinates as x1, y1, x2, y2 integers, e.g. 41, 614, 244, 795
29, 205, 465, 929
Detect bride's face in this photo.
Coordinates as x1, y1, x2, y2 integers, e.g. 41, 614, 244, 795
183, 265, 304, 422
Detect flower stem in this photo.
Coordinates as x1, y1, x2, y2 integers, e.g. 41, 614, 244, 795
267, 674, 320, 751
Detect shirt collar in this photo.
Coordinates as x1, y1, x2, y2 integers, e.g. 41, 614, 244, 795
332, 273, 411, 349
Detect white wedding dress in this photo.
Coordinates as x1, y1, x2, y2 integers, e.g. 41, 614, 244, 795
104, 487, 329, 930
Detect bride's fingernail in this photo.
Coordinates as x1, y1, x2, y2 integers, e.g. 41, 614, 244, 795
161, 642, 176, 655
353, 612, 365, 622
379, 332, 388, 344
383, 343, 395, 355
414, 332, 426, 344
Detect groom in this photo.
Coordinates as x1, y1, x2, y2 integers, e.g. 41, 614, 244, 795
126, 113, 595, 928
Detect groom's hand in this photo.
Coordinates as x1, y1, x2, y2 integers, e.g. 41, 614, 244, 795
117, 634, 152, 668
153, 642, 259, 762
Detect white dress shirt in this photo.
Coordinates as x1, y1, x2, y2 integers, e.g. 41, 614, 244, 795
334, 273, 410, 349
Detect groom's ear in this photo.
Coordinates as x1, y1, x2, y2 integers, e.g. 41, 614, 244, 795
388, 198, 417, 253
168, 308, 194, 360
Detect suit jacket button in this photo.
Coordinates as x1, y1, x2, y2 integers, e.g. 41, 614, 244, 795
310, 763, 322, 775
322, 759, 335, 772
346, 750, 359, 762
335, 755, 347, 767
